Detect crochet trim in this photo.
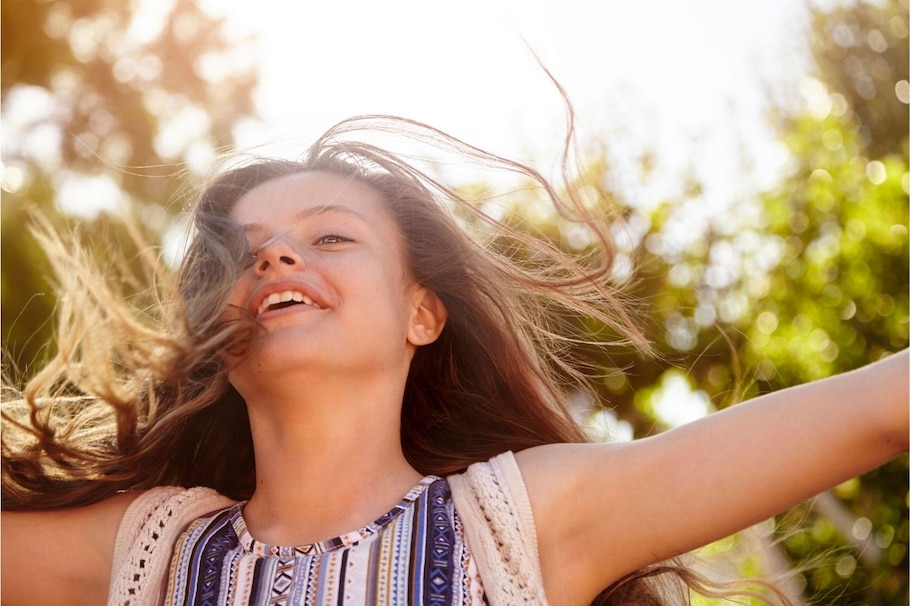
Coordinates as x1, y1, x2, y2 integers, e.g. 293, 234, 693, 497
448, 451, 549, 605
107, 486, 235, 605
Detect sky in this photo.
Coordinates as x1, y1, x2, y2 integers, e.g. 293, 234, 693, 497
4, 0, 818, 220
196, 0, 813, 210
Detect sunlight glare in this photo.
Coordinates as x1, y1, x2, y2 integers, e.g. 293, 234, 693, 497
129, 0, 177, 43
584, 408, 634, 443
0, 162, 26, 194
651, 370, 713, 429
55, 172, 129, 219
161, 215, 195, 268
143, 0, 816, 231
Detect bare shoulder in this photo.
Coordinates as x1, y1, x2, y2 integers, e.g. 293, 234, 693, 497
514, 443, 633, 605
515, 442, 629, 508
1, 491, 144, 606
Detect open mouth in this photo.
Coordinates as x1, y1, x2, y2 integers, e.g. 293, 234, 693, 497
257, 290, 322, 316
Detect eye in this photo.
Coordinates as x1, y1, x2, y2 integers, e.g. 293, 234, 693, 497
243, 241, 264, 267
316, 234, 350, 245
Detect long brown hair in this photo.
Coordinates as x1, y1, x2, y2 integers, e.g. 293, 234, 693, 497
2, 117, 627, 497
2, 116, 789, 605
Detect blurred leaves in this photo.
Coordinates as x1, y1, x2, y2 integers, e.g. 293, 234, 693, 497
494, 1, 908, 603
807, 0, 909, 158
572, 0, 908, 602
2, 0, 258, 375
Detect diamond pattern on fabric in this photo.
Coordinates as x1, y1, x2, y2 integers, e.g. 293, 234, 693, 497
163, 477, 484, 605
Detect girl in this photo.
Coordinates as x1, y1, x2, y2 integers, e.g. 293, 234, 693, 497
2, 116, 907, 606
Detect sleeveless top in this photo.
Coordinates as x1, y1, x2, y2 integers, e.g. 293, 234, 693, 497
162, 476, 485, 605
109, 452, 550, 605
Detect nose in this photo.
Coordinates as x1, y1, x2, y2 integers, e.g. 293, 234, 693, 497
252, 237, 303, 276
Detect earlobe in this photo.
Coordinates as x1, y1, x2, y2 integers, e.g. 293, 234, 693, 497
407, 288, 448, 346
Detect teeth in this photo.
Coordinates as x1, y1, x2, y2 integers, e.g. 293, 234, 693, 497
257, 290, 320, 316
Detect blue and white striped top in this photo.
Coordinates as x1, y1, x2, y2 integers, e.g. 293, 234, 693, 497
163, 476, 486, 605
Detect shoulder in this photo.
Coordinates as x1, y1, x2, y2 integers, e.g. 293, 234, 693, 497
114, 485, 235, 544
447, 451, 549, 604
447, 445, 617, 533
109, 486, 237, 605
1, 489, 143, 554
447, 447, 631, 606
1, 486, 237, 606
515, 443, 634, 606
1, 491, 142, 606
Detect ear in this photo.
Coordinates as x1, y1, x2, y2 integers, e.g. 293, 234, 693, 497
407, 287, 448, 347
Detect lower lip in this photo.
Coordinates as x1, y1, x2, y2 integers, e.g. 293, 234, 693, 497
257, 304, 322, 319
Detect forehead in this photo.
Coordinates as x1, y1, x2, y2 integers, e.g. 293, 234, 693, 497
229, 170, 390, 226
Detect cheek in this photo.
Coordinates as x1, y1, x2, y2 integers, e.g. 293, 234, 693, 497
346, 270, 409, 326
225, 276, 251, 313
380, 283, 419, 334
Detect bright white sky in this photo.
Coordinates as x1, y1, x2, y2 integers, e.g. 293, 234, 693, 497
3, 0, 816, 217
200, 0, 813, 210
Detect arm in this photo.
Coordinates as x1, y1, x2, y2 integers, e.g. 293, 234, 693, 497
518, 350, 909, 606
1, 491, 140, 606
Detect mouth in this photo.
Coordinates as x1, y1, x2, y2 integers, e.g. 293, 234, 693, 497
256, 290, 323, 317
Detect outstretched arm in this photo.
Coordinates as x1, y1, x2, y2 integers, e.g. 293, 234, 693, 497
519, 350, 909, 606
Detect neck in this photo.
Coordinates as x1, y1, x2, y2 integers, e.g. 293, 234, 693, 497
235, 366, 423, 546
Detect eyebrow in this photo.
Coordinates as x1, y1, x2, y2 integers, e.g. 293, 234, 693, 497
241, 204, 369, 234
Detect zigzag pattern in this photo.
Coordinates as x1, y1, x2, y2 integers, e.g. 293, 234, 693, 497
162, 477, 485, 605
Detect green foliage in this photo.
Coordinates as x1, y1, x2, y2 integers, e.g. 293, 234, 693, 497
521, 1, 909, 603
1, 0, 258, 375
746, 109, 908, 387
807, 0, 909, 159
740, 6, 910, 598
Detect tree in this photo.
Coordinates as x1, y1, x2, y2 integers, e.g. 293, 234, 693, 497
808, 0, 909, 159
593, 1, 909, 602
1, 0, 258, 376
491, 1, 907, 602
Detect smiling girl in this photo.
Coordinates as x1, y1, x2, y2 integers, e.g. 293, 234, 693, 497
2, 116, 907, 606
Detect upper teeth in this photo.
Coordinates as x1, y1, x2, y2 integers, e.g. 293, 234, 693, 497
257, 290, 318, 316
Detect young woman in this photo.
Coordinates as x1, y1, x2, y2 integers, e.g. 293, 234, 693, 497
2, 116, 907, 606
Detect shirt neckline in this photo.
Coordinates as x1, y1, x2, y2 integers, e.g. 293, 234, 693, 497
230, 475, 440, 557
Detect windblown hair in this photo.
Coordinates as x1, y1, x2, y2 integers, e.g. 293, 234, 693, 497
2, 111, 790, 604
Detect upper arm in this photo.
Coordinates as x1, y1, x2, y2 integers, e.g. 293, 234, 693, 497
519, 350, 908, 605
1, 491, 141, 606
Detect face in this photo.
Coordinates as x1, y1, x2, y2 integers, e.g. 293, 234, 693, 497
224, 170, 434, 389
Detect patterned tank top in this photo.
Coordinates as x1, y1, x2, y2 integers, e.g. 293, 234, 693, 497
163, 476, 486, 605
